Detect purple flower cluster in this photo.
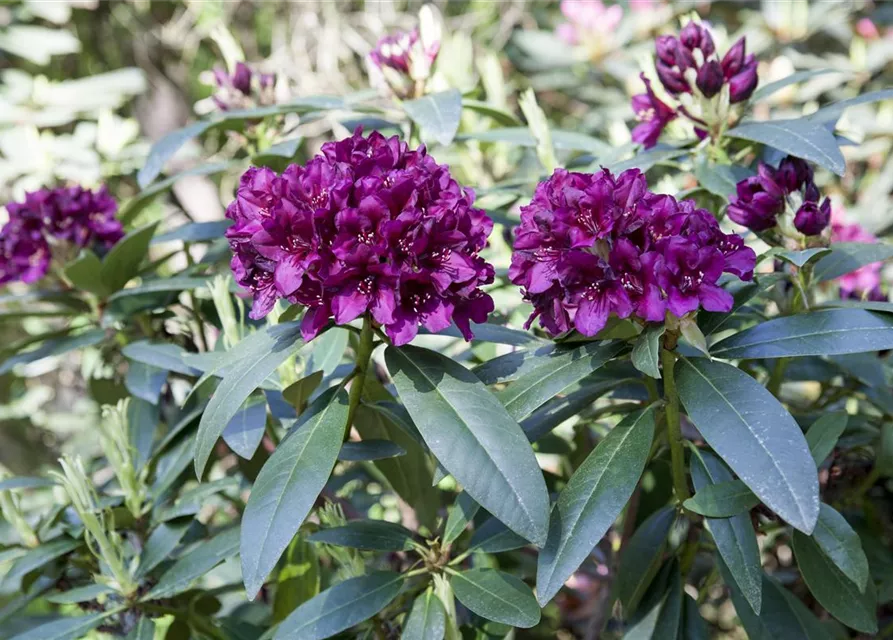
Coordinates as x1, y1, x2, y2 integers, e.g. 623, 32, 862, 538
632, 22, 759, 148
728, 156, 831, 237
225, 129, 495, 346
211, 62, 275, 111
1, 186, 121, 286
366, 23, 440, 99
509, 168, 756, 337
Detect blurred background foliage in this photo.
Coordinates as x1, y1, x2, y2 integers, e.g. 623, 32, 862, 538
1, 0, 892, 637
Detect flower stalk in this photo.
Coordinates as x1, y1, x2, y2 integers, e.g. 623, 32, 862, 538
661, 348, 691, 503
346, 315, 376, 438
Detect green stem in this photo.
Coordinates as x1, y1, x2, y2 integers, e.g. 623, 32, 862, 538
661, 349, 691, 503
767, 358, 789, 397
184, 243, 210, 352
345, 316, 375, 438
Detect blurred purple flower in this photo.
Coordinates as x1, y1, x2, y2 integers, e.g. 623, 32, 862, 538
366, 9, 441, 100
224, 128, 495, 346
631, 74, 677, 149
509, 168, 754, 337
556, 0, 624, 46
211, 62, 276, 111
832, 208, 886, 301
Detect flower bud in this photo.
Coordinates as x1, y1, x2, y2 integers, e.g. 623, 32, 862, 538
727, 54, 758, 103
721, 37, 746, 77
794, 198, 831, 236
656, 60, 690, 94
680, 21, 714, 56
696, 60, 724, 98
232, 62, 253, 95
775, 156, 813, 193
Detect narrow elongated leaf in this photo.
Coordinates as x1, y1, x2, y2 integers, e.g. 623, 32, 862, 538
472, 342, 558, 385
676, 358, 819, 533
138, 121, 213, 187
307, 520, 415, 551
1, 538, 80, 590
305, 327, 348, 376
100, 222, 159, 292
282, 370, 324, 410
221, 393, 267, 459
691, 452, 762, 614
632, 326, 665, 378
144, 528, 239, 600
0, 329, 105, 375
386, 346, 549, 547
726, 119, 845, 176
136, 520, 191, 578
616, 506, 676, 614
338, 439, 406, 461
521, 381, 621, 443
274, 571, 404, 640
273, 534, 319, 624
813, 242, 893, 282
443, 492, 480, 544
626, 561, 683, 640
792, 531, 877, 633
470, 517, 529, 553
0, 476, 56, 490
46, 584, 113, 604
9, 612, 110, 640
711, 309, 893, 359
700, 275, 782, 337
152, 220, 233, 244
683, 479, 759, 518
122, 341, 199, 376
125, 617, 155, 640
497, 341, 624, 421
751, 69, 843, 101
805, 411, 848, 465
240, 388, 349, 599
811, 504, 869, 591
403, 589, 446, 640
451, 569, 541, 629
64, 250, 108, 297
403, 89, 463, 145
194, 321, 303, 476
536, 406, 657, 605
125, 361, 167, 404
681, 594, 710, 640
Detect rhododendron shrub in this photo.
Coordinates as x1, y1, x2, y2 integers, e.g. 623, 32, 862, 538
3, 4, 893, 640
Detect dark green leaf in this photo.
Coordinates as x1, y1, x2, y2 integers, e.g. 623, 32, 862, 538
470, 517, 529, 553
125, 617, 155, 640
443, 492, 480, 545
711, 309, 893, 359
0, 477, 56, 490
1, 538, 80, 590
9, 612, 110, 640
305, 327, 348, 376
273, 534, 319, 624
221, 392, 267, 459
751, 69, 845, 102
683, 480, 759, 518
386, 345, 550, 547
461, 99, 521, 126
625, 562, 683, 640
120, 162, 235, 225
0, 329, 105, 376
46, 583, 113, 604
144, 528, 239, 600
813, 242, 893, 282
433, 322, 545, 347
632, 326, 665, 379
403, 589, 446, 640
136, 520, 191, 578
152, 220, 233, 245
64, 250, 108, 297
700, 275, 782, 337
240, 388, 349, 598
194, 321, 303, 477
676, 357, 819, 533
122, 341, 200, 376
777, 248, 832, 268
138, 121, 213, 188
472, 342, 558, 385
694, 160, 751, 199
805, 411, 848, 465
792, 530, 877, 633
338, 439, 406, 462
726, 119, 845, 176
806, 88, 893, 125
681, 594, 710, 640
273, 571, 404, 640
521, 381, 621, 443
125, 361, 167, 404
616, 506, 676, 614
307, 520, 415, 551
403, 89, 463, 146
100, 222, 159, 292
451, 568, 541, 628
282, 371, 324, 410
496, 341, 624, 421
810, 504, 869, 591
691, 451, 762, 614
537, 406, 657, 605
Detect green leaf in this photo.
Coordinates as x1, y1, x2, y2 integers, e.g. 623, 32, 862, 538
751, 69, 845, 102
1, 538, 80, 590
307, 520, 415, 551
776, 248, 832, 268
632, 326, 665, 378
470, 517, 529, 553
451, 568, 541, 629
403, 589, 447, 640
726, 119, 845, 176
792, 530, 877, 633
64, 250, 108, 297
691, 451, 762, 614
152, 220, 233, 245
616, 506, 676, 614
522, 381, 621, 443
122, 341, 200, 376
496, 341, 624, 421
403, 89, 463, 146
683, 480, 759, 518
694, 160, 751, 199
681, 594, 710, 640
711, 309, 893, 359
0, 329, 106, 376
135, 520, 191, 578
386, 345, 550, 547
434, 321, 544, 347
813, 242, 893, 282
338, 439, 406, 461
125, 617, 155, 640
221, 392, 267, 459
810, 504, 869, 591
99, 222, 159, 292
120, 162, 234, 225
806, 88, 893, 125
9, 612, 110, 640
46, 583, 113, 604
273, 534, 319, 624
144, 528, 239, 600
240, 388, 349, 599
194, 321, 303, 477
625, 561, 683, 640
676, 357, 819, 533
138, 121, 214, 188
699, 275, 781, 337
282, 371, 324, 410
805, 411, 848, 465
461, 99, 521, 126
274, 571, 404, 640
0, 476, 56, 490
125, 361, 167, 404
305, 327, 349, 376
536, 405, 657, 605
443, 492, 480, 545
458, 128, 610, 155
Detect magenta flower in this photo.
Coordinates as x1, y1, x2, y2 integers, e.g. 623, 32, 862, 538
727, 166, 785, 232
631, 74, 678, 149
793, 198, 831, 237
831, 208, 886, 301
509, 168, 755, 338
211, 62, 275, 112
556, 0, 624, 46
224, 129, 495, 346
0, 221, 50, 285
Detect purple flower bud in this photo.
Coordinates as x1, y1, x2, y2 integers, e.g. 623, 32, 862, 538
775, 156, 813, 193
680, 21, 714, 57
656, 59, 690, 94
655, 35, 678, 65
727, 54, 758, 103
803, 181, 820, 203
721, 37, 746, 77
794, 198, 831, 236
631, 73, 677, 149
232, 62, 253, 95
727, 172, 784, 232
210, 62, 275, 111
696, 60, 724, 98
